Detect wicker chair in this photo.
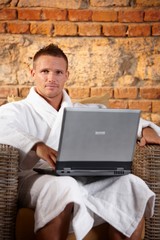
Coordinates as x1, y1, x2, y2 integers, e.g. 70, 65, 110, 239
0, 143, 160, 240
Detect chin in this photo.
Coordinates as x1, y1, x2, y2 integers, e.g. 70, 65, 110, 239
47, 91, 61, 99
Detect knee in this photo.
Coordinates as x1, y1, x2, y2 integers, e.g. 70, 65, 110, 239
65, 202, 74, 213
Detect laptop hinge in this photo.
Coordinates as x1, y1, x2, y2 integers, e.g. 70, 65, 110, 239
63, 168, 71, 173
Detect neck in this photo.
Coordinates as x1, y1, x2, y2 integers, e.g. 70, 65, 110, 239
47, 95, 63, 110
35, 87, 63, 111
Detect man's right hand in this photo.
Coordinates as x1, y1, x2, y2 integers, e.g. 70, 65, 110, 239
33, 142, 58, 169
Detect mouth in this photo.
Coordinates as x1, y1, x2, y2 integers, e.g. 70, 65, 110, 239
45, 84, 59, 88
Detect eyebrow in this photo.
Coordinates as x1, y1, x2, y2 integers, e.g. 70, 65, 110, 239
40, 68, 50, 71
40, 68, 65, 73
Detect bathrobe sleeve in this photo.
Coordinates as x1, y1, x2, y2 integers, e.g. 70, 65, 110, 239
138, 117, 160, 138
0, 102, 42, 164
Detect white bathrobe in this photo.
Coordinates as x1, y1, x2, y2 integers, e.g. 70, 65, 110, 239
0, 87, 159, 239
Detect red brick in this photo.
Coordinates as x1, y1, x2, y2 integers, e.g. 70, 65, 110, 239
140, 87, 160, 99
114, 88, 138, 99
137, 0, 160, 7
0, 99, 7, 106
118, 10, 143, 23
42, 9, 67, 21
91, 87, 113, 98
0, 9, 17, 20
18, 9, 41, 20
92, 10, 117, 22
30, 22, 53, 35
152, 24, 160, 36
54, 23, 77, 36
67, 87, 90, 99
129, 100, 151, 112
127, 24, 151, 37
103, 24, 127, 37
0, 22, 6, 33
7, 22, 29, 34
152, 101, 160, 113
78, 23, 101, 36
144, 10, 160, 22
68, 10, 92, 21
108, 100, 128, 109
19, 87, 30, 97
0, 87, 18, 98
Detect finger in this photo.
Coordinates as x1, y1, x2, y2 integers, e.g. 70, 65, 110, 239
53, 150, 58, 157
47, 153, 57, 169
50, 152, 57, 163
47, 157, 56, 169
138, 137, 146, 147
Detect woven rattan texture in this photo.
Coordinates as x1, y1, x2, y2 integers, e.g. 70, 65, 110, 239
133, 145, 160, 240
0, 144, 19, 240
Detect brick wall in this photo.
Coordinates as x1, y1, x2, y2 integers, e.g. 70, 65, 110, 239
0, 0, 160, 124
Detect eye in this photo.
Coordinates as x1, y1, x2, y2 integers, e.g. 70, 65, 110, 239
56, 70, 63, 75
41, 69, 49, 74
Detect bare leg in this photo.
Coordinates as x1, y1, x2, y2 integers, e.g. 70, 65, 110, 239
129, 217, 144, 240
106, 217, 144, 240
35, 203, 73, 240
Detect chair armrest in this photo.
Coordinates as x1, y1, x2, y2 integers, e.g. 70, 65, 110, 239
133, 144, 160, 240
0, 144, 19, 240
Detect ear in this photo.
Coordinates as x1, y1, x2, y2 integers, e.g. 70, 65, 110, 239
31, 69, 35, 77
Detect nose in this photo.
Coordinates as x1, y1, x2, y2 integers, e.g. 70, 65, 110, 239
47, 72, 56, 82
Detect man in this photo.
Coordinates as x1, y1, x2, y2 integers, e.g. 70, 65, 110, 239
0, 44, 160, 240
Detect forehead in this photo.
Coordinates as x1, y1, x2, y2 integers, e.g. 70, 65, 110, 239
33, 55, 67, 70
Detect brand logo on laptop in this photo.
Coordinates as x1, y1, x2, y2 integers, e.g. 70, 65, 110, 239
95, 131, 106, 135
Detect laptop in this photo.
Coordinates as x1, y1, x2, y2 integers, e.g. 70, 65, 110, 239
34, 107, 140, 177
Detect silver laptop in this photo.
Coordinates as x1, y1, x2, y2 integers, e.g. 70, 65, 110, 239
34, 107, 140, 177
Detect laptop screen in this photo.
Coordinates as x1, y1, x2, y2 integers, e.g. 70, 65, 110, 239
56, 107, 140, 176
